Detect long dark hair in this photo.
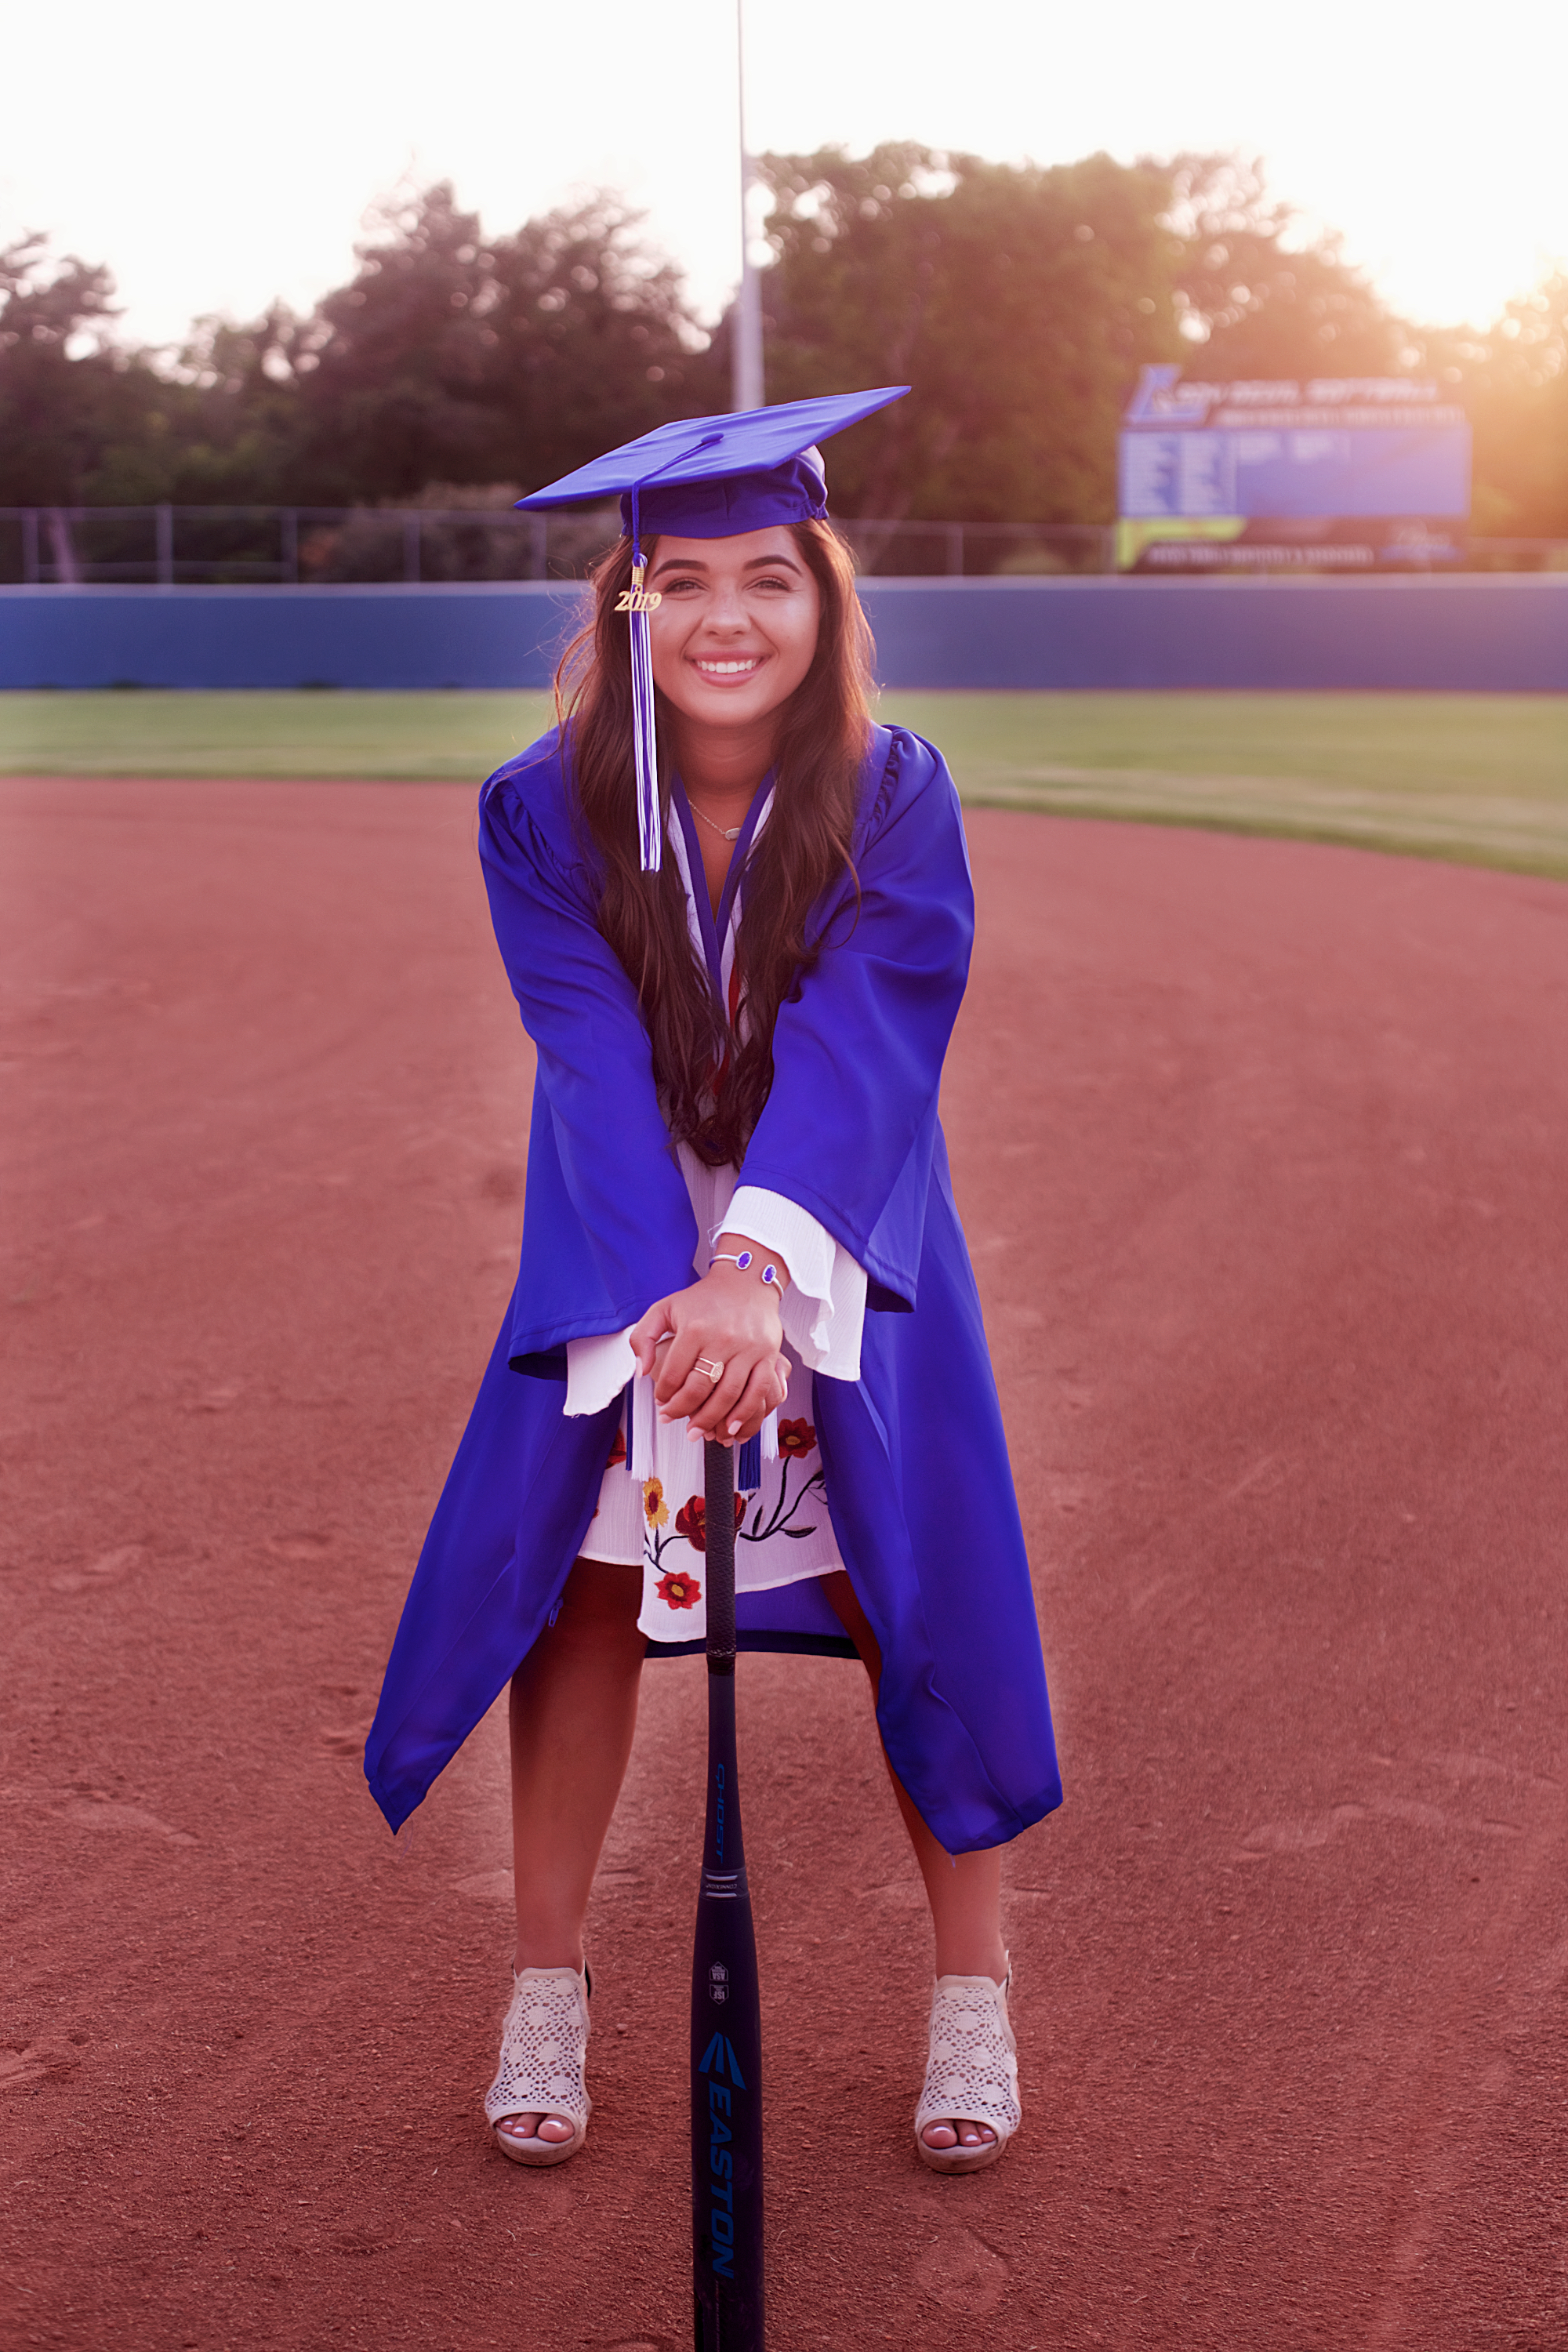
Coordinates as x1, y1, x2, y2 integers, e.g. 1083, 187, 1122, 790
556, 519, 873, 1165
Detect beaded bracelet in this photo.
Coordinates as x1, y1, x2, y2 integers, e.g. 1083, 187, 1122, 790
709, 1249, 782, 1288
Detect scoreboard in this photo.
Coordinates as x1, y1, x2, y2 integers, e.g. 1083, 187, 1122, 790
1116, 367, 1471, 571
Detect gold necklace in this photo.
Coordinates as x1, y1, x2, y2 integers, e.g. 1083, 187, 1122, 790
689, 800, 742, 843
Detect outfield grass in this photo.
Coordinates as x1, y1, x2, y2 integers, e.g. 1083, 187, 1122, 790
0, 689, 558, 783
887, 691, 1568, 880
2, 688, 1565, 880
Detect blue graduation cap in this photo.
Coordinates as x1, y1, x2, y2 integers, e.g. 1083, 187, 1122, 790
519, 387, 910, 869
517, 385, 909, 539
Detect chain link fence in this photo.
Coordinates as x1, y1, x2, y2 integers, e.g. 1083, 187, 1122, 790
3, 504, 1565, 584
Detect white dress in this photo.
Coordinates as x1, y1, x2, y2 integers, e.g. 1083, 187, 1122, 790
564, 789, 867, 1643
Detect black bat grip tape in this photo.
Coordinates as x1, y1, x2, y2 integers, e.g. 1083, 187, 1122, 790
703, 1438, 738, 1673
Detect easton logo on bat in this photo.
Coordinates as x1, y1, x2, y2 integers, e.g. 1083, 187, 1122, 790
699, 2034, 749, 2278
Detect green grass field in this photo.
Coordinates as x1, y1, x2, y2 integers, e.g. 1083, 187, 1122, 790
3, 689, 1565, 879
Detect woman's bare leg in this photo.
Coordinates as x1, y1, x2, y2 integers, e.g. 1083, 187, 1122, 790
499, 1557, 644, 2143
821, 1570, 1008, 2152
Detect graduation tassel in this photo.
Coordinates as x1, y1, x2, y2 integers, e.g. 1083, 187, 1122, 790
627, 486, 662, 875
631, 1370, 656, 1482
630, 586, 661, 874
736, 1432, 762, 1494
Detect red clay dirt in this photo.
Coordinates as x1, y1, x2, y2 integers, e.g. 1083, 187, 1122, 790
3, 776, 1566, 2352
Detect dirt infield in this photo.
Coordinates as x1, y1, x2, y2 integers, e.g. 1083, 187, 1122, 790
4, 778, 1566, 2351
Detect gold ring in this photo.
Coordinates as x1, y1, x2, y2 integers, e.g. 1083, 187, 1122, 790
695, 1356, 724, 1384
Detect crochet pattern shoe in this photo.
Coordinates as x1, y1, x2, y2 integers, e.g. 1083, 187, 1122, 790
913, 1958, 1019, 2175
485, 1962, 592, 2166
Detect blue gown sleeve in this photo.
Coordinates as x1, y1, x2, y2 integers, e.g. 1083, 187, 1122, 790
739, 728, 974, 1310
479, 749, 699, 1357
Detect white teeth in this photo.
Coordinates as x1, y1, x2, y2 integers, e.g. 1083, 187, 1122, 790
696, 659, 760, 674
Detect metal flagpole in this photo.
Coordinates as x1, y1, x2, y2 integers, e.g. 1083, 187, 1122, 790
732, 0, 764, 413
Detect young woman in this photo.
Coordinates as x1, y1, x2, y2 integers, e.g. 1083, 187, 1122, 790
365, 393, 1061, 2176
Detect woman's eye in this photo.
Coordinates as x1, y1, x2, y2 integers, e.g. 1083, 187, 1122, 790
662, 575, 704, 593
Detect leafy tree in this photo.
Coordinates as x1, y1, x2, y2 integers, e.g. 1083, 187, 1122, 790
748, 143, 1185, 522
1417, 274, 1568, 537
140, 308, 309, 505
1165, 155, 1407, 377
4, 168, 1565, 540
0, 188, 713, 514
742, 145, 1413, 524
0, 235, 169, 505
274, 183, 710, 503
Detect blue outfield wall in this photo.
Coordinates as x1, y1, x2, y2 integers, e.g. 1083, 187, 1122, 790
1, 575, 1564, 692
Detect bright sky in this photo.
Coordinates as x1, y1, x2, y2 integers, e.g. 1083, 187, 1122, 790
5, 0, 1563, 354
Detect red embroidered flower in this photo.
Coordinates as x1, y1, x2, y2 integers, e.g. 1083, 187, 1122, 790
776, 1417, 817, 1458
674, 1493, 747, 1552
606, 1424, 626, 1470
656, 1570, 702, 1611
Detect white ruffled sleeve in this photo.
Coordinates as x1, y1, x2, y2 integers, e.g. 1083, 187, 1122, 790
720, 1185, 866, 1381
564, 1327, 637, 1417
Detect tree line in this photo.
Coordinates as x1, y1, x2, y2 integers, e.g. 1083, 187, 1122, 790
2, 151, 1563, 536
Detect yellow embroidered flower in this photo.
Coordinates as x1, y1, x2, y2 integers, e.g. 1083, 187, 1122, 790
643, 1475, 669, 1529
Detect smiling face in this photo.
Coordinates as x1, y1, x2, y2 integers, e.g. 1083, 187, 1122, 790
644, 528, 822, 753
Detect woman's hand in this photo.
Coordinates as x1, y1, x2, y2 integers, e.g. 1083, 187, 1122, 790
630, 1240, 791, 1445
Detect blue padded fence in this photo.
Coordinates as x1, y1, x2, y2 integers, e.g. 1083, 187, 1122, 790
1, 575, 1563, 693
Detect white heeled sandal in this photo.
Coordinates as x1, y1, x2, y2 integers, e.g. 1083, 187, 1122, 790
485, 1962, 592, 2166
913, 1955, 1020, 2175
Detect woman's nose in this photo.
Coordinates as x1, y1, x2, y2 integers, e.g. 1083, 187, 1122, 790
703, 587, 750, 633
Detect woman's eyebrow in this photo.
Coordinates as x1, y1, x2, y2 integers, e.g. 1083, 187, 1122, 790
648, 550, 804, 580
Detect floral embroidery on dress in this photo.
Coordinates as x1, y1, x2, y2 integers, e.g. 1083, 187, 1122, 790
740, 1420, 824, 1545
616, 1377, 839, 1637
642, 1475, 692, 1583
650, 1425, 826, 1572
674, 1492, 747, 1552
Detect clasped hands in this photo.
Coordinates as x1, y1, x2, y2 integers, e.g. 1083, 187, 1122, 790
630, 1233, 791, 1446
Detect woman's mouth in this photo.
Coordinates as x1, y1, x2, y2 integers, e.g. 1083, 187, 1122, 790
692, 655, 764, 680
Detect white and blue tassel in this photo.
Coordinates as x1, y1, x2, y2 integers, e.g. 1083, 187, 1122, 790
627, 485, 662, 877
735, 1410, 779, 1494
629, 578, 661, 875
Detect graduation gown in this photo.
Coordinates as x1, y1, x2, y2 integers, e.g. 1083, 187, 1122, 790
364, 720, 1061, 1855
